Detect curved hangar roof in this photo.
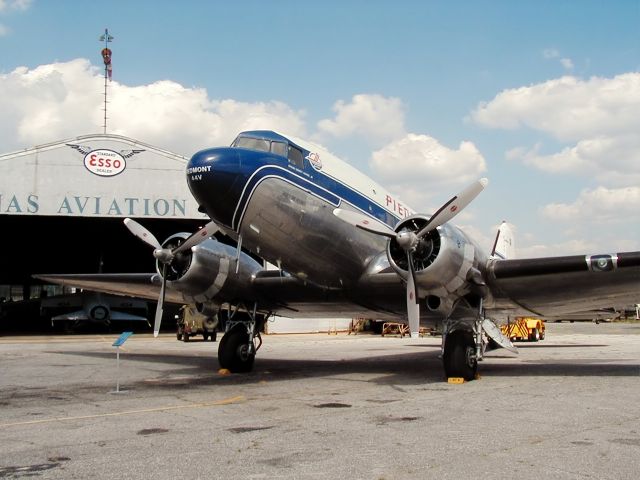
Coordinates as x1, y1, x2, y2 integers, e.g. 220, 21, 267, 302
0, 134, 204, 220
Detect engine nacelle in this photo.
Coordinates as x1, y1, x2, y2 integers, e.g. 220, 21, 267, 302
157, 233, 263, 307
87, 303, 110, 322
387, 215, 482, 300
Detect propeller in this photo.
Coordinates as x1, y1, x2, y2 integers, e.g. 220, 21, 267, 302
334, 178, 488, 338
123, 218, 219, 337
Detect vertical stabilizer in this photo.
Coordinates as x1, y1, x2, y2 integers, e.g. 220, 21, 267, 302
491, 221, 515, 259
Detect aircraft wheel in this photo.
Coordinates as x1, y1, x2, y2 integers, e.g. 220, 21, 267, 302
183, 333, 189, 342
529, 328, 540, 342
218, 327, 255, 373
443, 331, 477, 381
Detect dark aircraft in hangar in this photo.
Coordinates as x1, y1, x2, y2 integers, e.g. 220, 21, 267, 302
37, 130, 640, 380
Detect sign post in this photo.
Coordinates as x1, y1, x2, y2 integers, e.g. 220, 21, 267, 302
111, 331, 133, 394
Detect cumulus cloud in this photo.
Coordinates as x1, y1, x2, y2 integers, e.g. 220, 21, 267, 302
316, 94, 406, 146
0, 0, 32, 12
470, 74, 640, 140
517, 239, 599, 258
542, 48, 574, 71
541, 186, 640, 223
470, 73, 640, 185
0, 59, 307, 155
0, 0, 31, 36
369, 133, 487, 209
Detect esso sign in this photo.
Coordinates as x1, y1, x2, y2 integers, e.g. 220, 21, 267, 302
83, 149, 126, 177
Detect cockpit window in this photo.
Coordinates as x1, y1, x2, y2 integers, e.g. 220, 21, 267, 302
232, 136, 270, 153
271, 141, 287, 157
287, 145, 304, 168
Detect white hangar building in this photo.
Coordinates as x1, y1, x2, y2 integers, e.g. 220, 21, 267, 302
0, 134, 207, 324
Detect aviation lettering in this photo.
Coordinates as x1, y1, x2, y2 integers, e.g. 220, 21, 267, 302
54, 196, 187, 217
107, 199, 123, 216
0, 194, 40, 213
0, 194, 38, 213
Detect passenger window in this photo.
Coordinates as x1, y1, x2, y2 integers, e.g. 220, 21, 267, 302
288, 145, 304, 168
271, 141, 287, 157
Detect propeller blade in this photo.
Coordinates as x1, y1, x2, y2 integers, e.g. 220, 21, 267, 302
406, 252, 420, 338
416, 178, 488, 238
153, 264, 167, 338
172, 220, 219, 255
124, 218, 162, 250
333, 208, 396, 238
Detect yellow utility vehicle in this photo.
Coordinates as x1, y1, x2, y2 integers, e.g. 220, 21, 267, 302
500, 317, 545, 342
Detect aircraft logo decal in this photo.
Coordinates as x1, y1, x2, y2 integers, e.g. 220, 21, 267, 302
306, 152, 322, 171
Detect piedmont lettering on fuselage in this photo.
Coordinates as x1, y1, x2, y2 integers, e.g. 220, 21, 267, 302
0, 193, 187, 217
385, 195, 412, 218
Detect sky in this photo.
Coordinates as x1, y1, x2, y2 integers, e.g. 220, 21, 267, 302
1, 0, 639, 257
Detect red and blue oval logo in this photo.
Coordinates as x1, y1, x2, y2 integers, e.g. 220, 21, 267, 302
83, 149, 126, 177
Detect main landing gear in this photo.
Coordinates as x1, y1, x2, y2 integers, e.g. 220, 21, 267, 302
441, 301, 488, 381
217, 303, 267, 373
442, 330, 478, 380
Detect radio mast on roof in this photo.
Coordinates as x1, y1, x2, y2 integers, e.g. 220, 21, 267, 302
99, 28, 114, 134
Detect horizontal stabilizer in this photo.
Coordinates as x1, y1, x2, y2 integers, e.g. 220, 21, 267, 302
51, 310, 88, 322
110, 310, 149, 322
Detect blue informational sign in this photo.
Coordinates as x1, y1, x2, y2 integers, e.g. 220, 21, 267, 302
112, 331, 133, 347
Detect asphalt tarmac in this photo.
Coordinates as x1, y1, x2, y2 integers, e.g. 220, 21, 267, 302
1, 322, 639, 479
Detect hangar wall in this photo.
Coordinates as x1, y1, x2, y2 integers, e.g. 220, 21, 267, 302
0, 133, 203, 219
0, 134, 206, 326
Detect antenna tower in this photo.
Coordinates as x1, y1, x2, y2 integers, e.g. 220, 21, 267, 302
99, 28, 114, 134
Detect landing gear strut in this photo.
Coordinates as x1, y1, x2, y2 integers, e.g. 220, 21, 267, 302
217, 303, 267, 373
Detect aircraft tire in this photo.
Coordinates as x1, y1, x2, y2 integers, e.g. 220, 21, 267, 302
218, 327, 255, 373
443, 331, 477, 381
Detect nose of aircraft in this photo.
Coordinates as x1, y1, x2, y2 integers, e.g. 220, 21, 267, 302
186, 147, 244, 229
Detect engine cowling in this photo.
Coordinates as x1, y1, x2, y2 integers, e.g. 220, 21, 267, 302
156, 233, 263, 307
387, 215, 482, 309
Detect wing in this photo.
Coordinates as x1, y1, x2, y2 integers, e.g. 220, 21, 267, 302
34, 273, 185, 305
486, 251, 640, 317
35, 271, 404, 320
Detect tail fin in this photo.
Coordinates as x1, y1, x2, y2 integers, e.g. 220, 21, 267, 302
491, 221, 515, 260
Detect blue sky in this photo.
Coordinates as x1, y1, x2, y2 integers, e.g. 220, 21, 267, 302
1, 0, 639, 256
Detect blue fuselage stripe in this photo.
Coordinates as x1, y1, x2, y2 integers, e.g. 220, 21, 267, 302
231, 154, 400, 231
